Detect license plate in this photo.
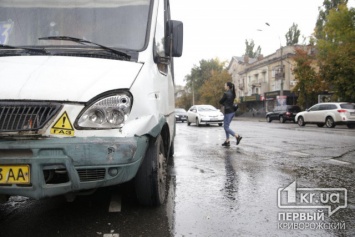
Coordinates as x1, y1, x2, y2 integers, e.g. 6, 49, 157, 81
0, 165, 30, 184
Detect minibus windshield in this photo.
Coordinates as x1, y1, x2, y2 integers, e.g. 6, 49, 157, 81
0, 0, 151, 51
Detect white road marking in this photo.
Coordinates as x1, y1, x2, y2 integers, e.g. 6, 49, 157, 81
288, 151, 310, 157
103, 234, 119, 237
324, 159, 352, 165
108, 193, 122, 213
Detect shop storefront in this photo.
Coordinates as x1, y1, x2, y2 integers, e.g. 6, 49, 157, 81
239, 94, 263, 113
264, 90, 298, 112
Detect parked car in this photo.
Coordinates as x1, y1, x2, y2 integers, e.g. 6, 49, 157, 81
187, 105, 224, 126
175, 108, 187, 122
295, 102, 355, 128
266, 105, 301, 123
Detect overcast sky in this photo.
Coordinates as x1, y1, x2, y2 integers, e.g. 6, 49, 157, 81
170, 0, 355, 86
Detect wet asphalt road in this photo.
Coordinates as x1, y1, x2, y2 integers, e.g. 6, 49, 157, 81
172, 119, 355, 237
0, 118, 354, 237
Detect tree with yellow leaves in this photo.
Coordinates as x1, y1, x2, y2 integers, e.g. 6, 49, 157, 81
199, 70, 232, 109
316, 2, 355, 102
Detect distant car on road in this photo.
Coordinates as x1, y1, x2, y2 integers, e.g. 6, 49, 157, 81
187, 105, 224, 127
295, 102, 355, 128
266, 105, 301, 123
175, 108, 187, 122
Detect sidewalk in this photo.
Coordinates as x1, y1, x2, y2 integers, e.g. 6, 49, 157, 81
234, 116, 264, 122
233, 111, 266, 122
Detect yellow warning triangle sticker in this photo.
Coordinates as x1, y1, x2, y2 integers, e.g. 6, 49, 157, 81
52, 112, 74, 130
50, 112, 75, 136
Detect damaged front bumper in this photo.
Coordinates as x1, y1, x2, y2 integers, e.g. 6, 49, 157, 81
0, 136, 148, 200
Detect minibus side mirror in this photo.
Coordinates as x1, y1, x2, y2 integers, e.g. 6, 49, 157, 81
168, 20, 183, 57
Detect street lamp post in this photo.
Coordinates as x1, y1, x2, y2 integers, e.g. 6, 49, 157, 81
192, 80, 195, 105
265, 22, 283, 96
280, 46, 284, 96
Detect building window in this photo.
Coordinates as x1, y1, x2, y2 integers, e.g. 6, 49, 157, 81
254, 74, 259, 83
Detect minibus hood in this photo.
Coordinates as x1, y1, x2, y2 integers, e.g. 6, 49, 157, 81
0, 56, 142, 102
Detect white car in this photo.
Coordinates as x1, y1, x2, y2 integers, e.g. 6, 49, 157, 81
187, 105, 224, 127
295, 102, 355, 128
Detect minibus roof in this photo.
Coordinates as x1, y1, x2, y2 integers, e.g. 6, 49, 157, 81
0, 0, 149, 8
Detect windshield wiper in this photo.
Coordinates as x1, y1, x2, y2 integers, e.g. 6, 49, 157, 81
38, 36, 131, 60
0, 44, 47, 54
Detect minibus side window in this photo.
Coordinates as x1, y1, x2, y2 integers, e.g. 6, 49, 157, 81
154, 0, 168, 74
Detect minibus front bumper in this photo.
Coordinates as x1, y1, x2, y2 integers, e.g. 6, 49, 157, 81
0, 136, 148, 199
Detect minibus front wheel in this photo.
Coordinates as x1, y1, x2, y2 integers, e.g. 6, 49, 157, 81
135, 134, 167, 206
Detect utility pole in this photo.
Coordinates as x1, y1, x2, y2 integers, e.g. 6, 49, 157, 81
265, 22, 284, 97
192, 80, 195, 105
280, 46, 284, 96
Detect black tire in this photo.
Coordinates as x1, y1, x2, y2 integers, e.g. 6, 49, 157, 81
317, 123, 325, 127
266, 116, 272, 123
279, 116, 285, 123
196, 118, 200, 127
218, 123, 223, 126
187, 121, 191, 126
347, 124, 355, 129
135, 135, 167, 206
169, 140, 174, 157
297, 117, 305, 127
325, 117, 336, 128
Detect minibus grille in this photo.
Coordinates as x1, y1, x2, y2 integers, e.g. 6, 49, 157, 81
77, 168, 106, 182
0, 102, 62, 132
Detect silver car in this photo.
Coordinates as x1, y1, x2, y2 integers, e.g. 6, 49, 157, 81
187, 105, 224, 127
295, 102, 355, 128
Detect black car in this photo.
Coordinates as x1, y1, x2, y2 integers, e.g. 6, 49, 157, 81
175, 108, 188, 122
266, 105, 301, 123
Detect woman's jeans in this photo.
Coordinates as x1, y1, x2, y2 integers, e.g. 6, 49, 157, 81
224, 112, 235, 139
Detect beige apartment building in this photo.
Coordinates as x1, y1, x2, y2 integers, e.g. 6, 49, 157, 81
228, 45, 302, 113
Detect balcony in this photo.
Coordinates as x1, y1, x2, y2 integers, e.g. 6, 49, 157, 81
238, 82, 244, 90
251, 80, 261, 88
275, 72, 285, 80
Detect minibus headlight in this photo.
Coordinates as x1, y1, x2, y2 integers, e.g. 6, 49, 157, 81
107, 108, 125, 125
87, 109, 105, 124
77, 93, 132, 129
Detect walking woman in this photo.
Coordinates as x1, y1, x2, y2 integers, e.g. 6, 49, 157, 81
219, 82, 242, 146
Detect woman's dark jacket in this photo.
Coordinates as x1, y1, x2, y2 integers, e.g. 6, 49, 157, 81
219, 90, 235, 114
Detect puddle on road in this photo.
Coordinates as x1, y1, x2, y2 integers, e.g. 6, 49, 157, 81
168, 148, 298, 236
169, 155, 345, 236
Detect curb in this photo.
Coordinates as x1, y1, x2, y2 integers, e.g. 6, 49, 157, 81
234, 117, 265, 122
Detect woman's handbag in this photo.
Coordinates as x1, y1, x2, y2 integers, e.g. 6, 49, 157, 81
233, 104, 238, 112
